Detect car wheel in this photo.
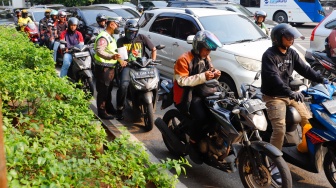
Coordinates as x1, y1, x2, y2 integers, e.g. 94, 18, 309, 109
274, 11, 288, 23
219, 75, 238, 97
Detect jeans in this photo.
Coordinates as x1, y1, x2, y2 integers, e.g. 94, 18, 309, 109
263, 95, 312, 150
116, 67, 131, 110
60, 53, 72, 78
53, 41, 60, 62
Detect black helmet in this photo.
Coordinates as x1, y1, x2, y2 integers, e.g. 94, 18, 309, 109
96, 13, 106, 23
271, 23, 304, 47
68, 17, 79, 26
255, 10, 267, 23
192, 30, 222, 54
124, 19, 139, 40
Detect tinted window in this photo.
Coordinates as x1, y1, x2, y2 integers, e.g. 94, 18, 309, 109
149, 16, 174, 37
81, 9, 119, 25
174, 18, 199, 40
325, 19, 336, 29
199, 14, 266, 44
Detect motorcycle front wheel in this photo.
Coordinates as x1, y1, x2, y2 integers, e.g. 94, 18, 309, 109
238, 150, 292, 188
80, 77, 94, 97
143, 103, 154, 132
162, 109, 188, 158
323, 150, 336, 187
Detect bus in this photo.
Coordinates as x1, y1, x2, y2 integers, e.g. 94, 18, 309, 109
229, 0, 325, 24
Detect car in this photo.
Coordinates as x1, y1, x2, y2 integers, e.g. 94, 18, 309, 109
89, 4, 141, 21
140, 1, 169, 10
27, 8, 52, 24
166, 0, 213, 7
305, 10, 336, 63
63, 6, 123, 43
0, 8, 15, 26
30, 4, 65, 10
138, 7, 272, 96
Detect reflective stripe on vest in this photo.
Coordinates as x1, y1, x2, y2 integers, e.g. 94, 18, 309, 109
94, 31, 118, 65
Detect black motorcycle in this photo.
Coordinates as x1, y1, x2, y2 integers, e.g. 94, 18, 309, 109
155, 78, 292, 188
311, 51, 336, 84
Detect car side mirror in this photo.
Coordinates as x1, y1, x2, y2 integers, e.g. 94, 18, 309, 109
187, 35, 195, 44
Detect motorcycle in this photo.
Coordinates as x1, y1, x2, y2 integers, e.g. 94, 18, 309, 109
310, 51, 336, 84
242, 71, 336, 187
60, 41, 95, 97
125, 45, 164, 131
155, 78, 293, 188
24, 22, 39, 45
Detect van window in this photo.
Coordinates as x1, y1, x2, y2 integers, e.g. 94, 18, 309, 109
149, 16, 174, 37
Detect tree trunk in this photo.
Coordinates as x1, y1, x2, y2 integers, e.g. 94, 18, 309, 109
0, 98, 7, 188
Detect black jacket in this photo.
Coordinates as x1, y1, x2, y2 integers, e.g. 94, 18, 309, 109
261, 46, 323, 97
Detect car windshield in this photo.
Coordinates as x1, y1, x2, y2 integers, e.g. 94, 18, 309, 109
110, 8, 140, 19
81, 9, 119, 25
31, 11, 45, 22
199, 14, 266, 45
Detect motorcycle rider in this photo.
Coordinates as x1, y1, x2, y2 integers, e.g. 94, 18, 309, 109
261, 23, 328, 153
115, 19, 157, 120
94, 17, 123, 119
59, 17, 84, 78
173, 30, 222, 164
52, 10, 68, 62
93, 13, 107, 36
39, 9, 51, 37
18, 9, 33, 32
254, 10, 269, 36
137, 5, 144, 15
14, 9, 21, 30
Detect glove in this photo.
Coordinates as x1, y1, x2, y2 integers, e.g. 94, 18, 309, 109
290, 91, 305, 103
323, 78, 329, 84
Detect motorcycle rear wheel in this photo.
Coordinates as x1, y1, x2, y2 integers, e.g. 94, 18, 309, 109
323, 150, 336, 188
238, 150, 292, 188
162, 109, 188, 158
143, 103, 154, 132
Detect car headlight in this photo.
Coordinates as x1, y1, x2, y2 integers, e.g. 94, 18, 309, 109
235, 56, 261, 72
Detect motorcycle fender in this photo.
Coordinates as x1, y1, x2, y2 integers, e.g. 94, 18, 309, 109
250, 141, 283, 157
141, 92, 153, 104
82, 70, 93, 78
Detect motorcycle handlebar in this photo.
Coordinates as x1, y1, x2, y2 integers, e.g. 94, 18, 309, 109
206, 93, 225, 100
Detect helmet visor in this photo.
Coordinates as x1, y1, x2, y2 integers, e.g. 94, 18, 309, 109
204, 32, 222, 51
283, 27, 304, 40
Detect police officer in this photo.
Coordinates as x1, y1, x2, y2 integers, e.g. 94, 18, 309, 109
94, 17, 125, 119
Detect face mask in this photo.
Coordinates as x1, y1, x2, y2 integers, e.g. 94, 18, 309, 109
114, 27, 120, 34
126, 32, 137, 40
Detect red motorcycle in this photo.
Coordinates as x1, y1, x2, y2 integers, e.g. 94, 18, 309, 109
24, 22, 40, 44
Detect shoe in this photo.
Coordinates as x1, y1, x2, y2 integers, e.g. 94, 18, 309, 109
98, 112, 114, 120
116, 110, 124, 120
106, 107, 117, 115
187, 142, 203, 164
270, 164, 282, 185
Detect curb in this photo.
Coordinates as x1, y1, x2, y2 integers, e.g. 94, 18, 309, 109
89, 102, 188, 188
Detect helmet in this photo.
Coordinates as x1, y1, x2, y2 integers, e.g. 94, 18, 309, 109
58, 10, 67, 18
51, 10, 58, 16
254, 10, 267, 23
68, 17, 79, 26
124, 19, 139, 40
271, 23, 304, 47
96, 13, 106, 23
137, 5, 144, 13
22, 9, 28, 18
192, 30, 222, 54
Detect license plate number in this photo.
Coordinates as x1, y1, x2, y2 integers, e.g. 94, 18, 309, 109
134, 70, 155, 79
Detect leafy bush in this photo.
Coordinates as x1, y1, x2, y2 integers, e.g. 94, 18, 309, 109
0, 26, 190, 187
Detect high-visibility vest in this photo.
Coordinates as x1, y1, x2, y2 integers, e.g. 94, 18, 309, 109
94, 31, 118, 66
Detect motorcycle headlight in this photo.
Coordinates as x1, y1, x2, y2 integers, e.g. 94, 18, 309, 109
235, 56, 261, 72
251, 112, 267, 131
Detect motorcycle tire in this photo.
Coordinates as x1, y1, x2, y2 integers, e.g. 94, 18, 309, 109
80, 77, 94, 97
323, 150, 336, 188
162, 109, 187, 158
238, 149, 292, 188
143, 103, 154, 132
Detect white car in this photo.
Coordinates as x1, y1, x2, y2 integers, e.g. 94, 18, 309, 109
305, 10, 336, 63
89, 4, 141, 21
138, 7, 272, 96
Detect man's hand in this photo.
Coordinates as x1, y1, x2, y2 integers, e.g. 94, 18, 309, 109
112, 54, 121, 60
205, 71, 214, 80
213, 69, 221, 79
119, 60, 128, 67
290, 91, 305, 103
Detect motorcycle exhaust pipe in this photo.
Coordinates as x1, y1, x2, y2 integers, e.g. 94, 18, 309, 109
154, 118, 186, 154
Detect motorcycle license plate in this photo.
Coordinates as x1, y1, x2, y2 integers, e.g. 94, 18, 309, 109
243, 99, 266, 114
134, 70, 155, 79
74, 51, 90, 58
322, 100, 336, 114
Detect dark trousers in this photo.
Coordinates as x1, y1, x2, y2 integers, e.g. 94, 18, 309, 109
95, 65, 115, 115
116, 67, 130, 110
